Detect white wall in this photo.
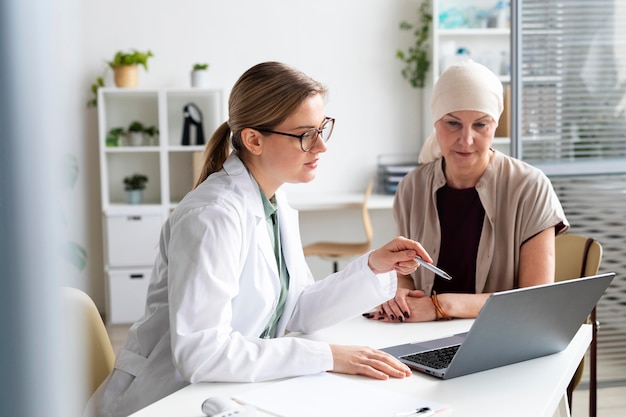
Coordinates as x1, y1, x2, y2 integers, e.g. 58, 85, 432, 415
71, 0, 427, 308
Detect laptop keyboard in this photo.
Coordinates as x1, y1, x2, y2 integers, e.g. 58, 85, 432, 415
401, 344, 461, 369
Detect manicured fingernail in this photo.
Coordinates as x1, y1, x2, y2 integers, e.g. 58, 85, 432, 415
377, 316, 385, 320
399, 316, 404, 322
403, 311, 409, 318
362, 313, 373, 318
390, 315, 395, 320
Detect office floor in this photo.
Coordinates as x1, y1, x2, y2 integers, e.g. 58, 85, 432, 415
106, 324, 626, 416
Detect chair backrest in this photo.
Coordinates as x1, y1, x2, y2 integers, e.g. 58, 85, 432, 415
554, 234, 603, 396
555, 233, 603, 281
361, 179, 375, 244
62, 287, 115, 399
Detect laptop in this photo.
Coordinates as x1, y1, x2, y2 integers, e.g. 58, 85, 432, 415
381, 272, 615, 379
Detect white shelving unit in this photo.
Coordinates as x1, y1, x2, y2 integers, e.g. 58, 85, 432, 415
97, 88, 224, 323
427, 0, 511, 153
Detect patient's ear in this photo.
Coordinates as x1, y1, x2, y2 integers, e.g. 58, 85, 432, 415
241, 128, 263, 155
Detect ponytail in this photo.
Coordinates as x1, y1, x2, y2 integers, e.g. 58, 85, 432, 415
193, 122, 232, 188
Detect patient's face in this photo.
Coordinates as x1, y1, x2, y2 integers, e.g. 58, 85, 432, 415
435, 110, 496, 176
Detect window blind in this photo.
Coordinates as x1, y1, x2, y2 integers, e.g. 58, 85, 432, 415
551, 174, 626, 387
519, 0, 626, 170
513, 0, 626, 387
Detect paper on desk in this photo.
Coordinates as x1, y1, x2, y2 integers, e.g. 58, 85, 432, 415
234, 372, 447, 417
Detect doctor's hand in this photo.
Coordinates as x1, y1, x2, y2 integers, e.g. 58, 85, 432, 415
367, 236, 432, 275
329, 345, 412, 380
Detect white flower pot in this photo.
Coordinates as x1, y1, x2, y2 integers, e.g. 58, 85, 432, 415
128, 132, 144, 146
126, 189, 143, 205
191, 70, 209, 88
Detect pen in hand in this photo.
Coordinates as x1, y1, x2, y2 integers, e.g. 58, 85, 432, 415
395, 406, 435, 417
414, 257, 453, 281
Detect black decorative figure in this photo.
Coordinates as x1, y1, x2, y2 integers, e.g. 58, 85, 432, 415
181, 103, 205, 146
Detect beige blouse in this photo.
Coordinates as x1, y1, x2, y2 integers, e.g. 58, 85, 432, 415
394, 150, 569, 295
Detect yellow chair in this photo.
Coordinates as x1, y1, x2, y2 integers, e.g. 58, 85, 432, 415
554, 234, 603, 417
62, 287, 115, 410
303, 179, 374, 273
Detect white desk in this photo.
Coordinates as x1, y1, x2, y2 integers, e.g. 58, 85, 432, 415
130, 318, 591, 417
287, 192, 395, 211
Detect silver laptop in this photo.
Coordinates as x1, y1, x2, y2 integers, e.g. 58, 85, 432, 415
381, 273, 615, 379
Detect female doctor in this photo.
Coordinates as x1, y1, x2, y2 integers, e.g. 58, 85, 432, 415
85, 61, 433, 417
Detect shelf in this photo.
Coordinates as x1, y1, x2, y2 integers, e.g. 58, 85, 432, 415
104, 146, 160, 153
98, 88, 224, 323
430, 0, 512, 140
168, 145, 205, 152
98, 88, 223, 212
439, 28, 510, 36
103, 205, 163, 216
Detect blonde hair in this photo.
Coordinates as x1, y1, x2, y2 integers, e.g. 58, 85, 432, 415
194, 62, 327, 188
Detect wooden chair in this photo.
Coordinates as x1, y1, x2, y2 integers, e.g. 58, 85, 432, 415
303, 179, 374, 273
554, 234, 603, 417
62, 287, 115, 411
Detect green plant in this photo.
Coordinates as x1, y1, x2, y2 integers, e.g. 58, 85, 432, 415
143, 125, 159, 137
87, 76, 104, 108
126, 120, 158, 137
123, 173, 149, 191
128, 121, 145, 133
105, 122, 158, 147
396, 0, 432, 89
193, 63, 209, 71
108, 49, 154, 71
106, 127, 125, 147
87, 49, 154, 108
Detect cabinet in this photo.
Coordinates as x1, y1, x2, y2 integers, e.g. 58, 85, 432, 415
97, 88, 224, 323
428, 0, 511, 153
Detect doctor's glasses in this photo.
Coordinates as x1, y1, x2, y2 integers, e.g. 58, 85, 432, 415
255, 117, 335, 152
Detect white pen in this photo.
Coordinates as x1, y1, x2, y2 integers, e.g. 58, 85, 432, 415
414, 257, 453, 281
395, 406, 435, 417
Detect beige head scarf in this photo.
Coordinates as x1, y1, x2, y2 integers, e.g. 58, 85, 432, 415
418, 60, 504, 163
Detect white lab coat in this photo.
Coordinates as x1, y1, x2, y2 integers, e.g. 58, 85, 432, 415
86, 154, 397, 417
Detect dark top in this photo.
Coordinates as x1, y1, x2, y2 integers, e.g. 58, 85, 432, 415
433, 185, 485, 294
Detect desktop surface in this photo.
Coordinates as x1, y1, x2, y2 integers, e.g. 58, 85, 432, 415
130, 317, 591, 417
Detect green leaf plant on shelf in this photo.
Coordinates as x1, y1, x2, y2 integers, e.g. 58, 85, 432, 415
396, 0, 432, 89
192, 63, 209, 71
86, 49, 154, 108
123, 173, 149, 191
108, 49, 154, 88
191, 62, 210, 88
123, 173, 149, 205
106, 121, 159, 147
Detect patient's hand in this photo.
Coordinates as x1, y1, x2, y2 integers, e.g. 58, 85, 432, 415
363, 288, 438, 322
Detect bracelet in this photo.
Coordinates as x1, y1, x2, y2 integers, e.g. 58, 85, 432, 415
431, 291, 452, 320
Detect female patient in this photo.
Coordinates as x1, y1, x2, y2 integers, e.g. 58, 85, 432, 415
366, 60, 569, 323
86, 61, 432, 417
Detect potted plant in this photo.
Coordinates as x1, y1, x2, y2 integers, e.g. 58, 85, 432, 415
396, 1, 432, 89
107, 121, 159, 147
108, 49, 154, 88
127, 121, 147, 146
143, 125, 160, 146
123, 173, 148, 204
105, 127, 125, 147
191, 63, 210, 88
